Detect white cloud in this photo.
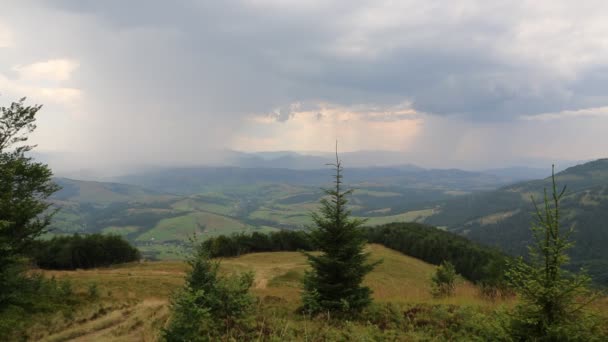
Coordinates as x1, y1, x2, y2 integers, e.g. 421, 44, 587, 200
38, 87, 82, 104
0, 73, 81, 105
234, 102, 422, 152
13, 59, 80, 82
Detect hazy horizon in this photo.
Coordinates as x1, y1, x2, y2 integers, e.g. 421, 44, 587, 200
33, 148, 587, 182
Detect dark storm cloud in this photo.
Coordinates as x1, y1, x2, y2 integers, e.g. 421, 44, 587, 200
38, 0, 608, 122
2, 0, 608, 170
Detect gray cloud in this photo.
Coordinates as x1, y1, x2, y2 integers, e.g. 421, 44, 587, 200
1, 0, 607, 171
33, 0, 607, 119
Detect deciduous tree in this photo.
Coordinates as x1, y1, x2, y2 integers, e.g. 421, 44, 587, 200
431, 260, 456, 297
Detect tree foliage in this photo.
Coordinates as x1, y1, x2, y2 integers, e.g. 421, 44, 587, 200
506, 166, 602, 340
0, 98, 80, 339
31, 234, 141, 269
301, 151, 379, 314
163, 243, 255, 341
0, 98, 59, 259
364, 222, 510, 287
431, 261, 457, 297
200, 222, 510, 288
202, 230, 313, 258
1, 98, 59, 307
426, 159, 608, 287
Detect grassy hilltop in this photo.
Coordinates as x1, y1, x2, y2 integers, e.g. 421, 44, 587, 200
28, 245, 524, 341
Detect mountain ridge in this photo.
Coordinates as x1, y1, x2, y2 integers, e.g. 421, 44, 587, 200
425, 157, 608, 284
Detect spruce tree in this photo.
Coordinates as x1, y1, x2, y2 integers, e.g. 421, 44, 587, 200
163, 243, 254, 341
302, 149, 379, 314
506, 166, 600, 340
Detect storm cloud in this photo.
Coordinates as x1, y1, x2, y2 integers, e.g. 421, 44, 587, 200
1, 0, 607, 171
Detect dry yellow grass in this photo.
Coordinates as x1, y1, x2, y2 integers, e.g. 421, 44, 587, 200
33, 299, 169, 342
31, 244, 520, 341
362, 209, 436, 226
475, 209, 520, 226
42, 261, 188, 302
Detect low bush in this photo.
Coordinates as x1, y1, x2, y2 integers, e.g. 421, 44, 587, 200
431, 261, 457, 297
0, 269, 83, 340
163, 243, 255, 341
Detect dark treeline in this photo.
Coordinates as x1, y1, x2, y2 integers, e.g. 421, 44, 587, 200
31, 234, 141, 270
202, 230, 313, 257
364, 223, 509, 285
202, 222, 508, 285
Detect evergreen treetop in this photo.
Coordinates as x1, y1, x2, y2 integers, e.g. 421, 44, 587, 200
506, 166, 601, 340
302, 148, 379, 313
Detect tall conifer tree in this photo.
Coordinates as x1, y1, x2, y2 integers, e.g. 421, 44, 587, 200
302, 147, 378, 313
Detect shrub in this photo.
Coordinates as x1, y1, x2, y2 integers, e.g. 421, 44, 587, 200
431, 261, 456, 297
0, 272, 82, 339
163, 243, 255, 341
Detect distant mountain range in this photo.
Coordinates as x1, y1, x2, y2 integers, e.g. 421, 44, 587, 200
226, 150, 425, 170
35, 149, 571, 183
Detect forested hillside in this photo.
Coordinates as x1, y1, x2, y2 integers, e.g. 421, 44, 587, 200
426, 159, 608, 284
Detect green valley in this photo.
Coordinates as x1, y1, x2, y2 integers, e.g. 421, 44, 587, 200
48, 166, 507, 260
47, 160, 608, 285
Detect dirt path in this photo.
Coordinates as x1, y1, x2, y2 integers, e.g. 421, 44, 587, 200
42, 299, 169, 342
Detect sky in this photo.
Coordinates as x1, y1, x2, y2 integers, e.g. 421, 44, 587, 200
1, 0, 607, 172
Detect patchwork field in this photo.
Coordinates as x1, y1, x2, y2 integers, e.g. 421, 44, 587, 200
49, 179, 454, 259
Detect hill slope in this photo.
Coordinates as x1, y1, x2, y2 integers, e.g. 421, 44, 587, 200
32, 245, 490, 341
426, 159, 608, 284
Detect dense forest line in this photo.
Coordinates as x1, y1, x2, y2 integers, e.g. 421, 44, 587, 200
364, 223, 509, 285
202, 229, 313, 257
202, 222, 509, 285
31, 234, 141, 270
